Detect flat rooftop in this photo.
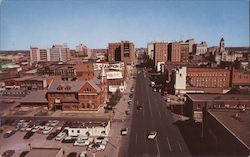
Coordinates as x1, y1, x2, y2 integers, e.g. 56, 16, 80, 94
26, 147, 62, 157
66, 120, 109, 128
186, 93, 250, 102
209, 109, 250, 149
20, 90, 47, 103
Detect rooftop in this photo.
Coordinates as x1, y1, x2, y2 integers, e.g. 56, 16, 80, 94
186, 93, 250, 102
209, 109, 250, 149
20, 90, 47, 104
66, 120, 109, 128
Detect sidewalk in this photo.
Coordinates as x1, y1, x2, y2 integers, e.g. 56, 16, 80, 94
97, 69, 136, 157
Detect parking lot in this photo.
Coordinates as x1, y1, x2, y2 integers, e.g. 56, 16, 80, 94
0, 119, 113, 157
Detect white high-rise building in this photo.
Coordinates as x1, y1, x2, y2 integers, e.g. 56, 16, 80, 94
49, 45, 68, 62
30, 47, 49, 62
147, 42, 154, 60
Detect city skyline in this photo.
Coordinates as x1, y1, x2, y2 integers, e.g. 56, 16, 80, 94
0, 0, 249, 50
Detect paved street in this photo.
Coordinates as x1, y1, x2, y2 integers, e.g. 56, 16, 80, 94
123, 68, 191, 157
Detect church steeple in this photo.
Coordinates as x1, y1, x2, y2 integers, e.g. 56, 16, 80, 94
219, 37, 225, 52
99, 65, 107, 83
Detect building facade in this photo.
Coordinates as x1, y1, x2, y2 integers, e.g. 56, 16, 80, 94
30, 47, 50, 62
153, 42, 168, 67
108, 41, 135, 66
187, 67, 231, 89
49, 45, 68, 62
47, 74, 107, 111
185, 93, 250, 122
194, 41, 207, 55
232, 68, 250, 87
168, 42, 181, 62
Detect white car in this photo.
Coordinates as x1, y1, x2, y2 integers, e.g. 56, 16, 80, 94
95, 136, 108, 143
79, 151, 87, 157
31, 127, 39, 133
147, 131, 157, 139
121, 128, 128, 136
43, 126, 53, 135
96, 144, 106, 151
73, 140, 89, 146
55, 132, 66, 141
26, 127, 33, 132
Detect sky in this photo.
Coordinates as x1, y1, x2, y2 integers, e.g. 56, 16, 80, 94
0, 0, 249, 50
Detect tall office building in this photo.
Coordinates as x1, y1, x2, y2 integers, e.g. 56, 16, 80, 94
30, 47, 49, 62
108, 41, 135, 65
49, 45, 68, 62
168, 42, 181, 62
153, 42, 168, 66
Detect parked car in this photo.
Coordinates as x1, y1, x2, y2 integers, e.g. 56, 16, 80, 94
73, 139, 89, 146
95, 143, 106, 151
121, 128, 128, 136
46, 130, 60, 140
79, 151, 87, 157
24, 131, 35, 139
43, 126, 53, 135
147, 131, 157, 139
61, 136, 76, 143
55, 132, 66, 141
19, 151, 29, 157
3, 130, 15, 138
95, 136, 108, 143
67, 152, 77, 157
1, 149, 15, 157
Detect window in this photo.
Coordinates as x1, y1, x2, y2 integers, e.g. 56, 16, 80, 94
92, 103, 95, 109
77, 130, 80, 133
82, 103, 85, 108
92, 95, 95, 99
87, 103, 90, 108
197, 104, 201, 109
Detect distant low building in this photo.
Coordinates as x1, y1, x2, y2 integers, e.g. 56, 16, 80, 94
185, 93, 250, 122
193, 41, 207, 55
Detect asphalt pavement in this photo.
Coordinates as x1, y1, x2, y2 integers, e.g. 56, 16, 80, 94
125, 68, 191, 157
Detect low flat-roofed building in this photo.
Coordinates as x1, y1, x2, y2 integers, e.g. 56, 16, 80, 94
26, 147, 63, 157
203, 109, 250, 156
19, 90, 48, 107
185, 93, 250, 122
65, 119, 110, 137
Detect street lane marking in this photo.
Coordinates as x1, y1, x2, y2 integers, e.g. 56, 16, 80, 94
178, 142, 183, 152
166, 136, 172, 152
135, 134, 137, 145
155, 137, 161, 157
158, 111, 162, 119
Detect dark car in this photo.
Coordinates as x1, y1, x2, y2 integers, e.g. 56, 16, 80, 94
3, 130, 15, 138
129, 94, 133, 98
137, 106, 143, 110
61, 138, 76, 143
47, 130, 60, 140
24, 131, 35, 139
67, 152, 77, 157
19, 151, 29, 157
2, 150, 15, 157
